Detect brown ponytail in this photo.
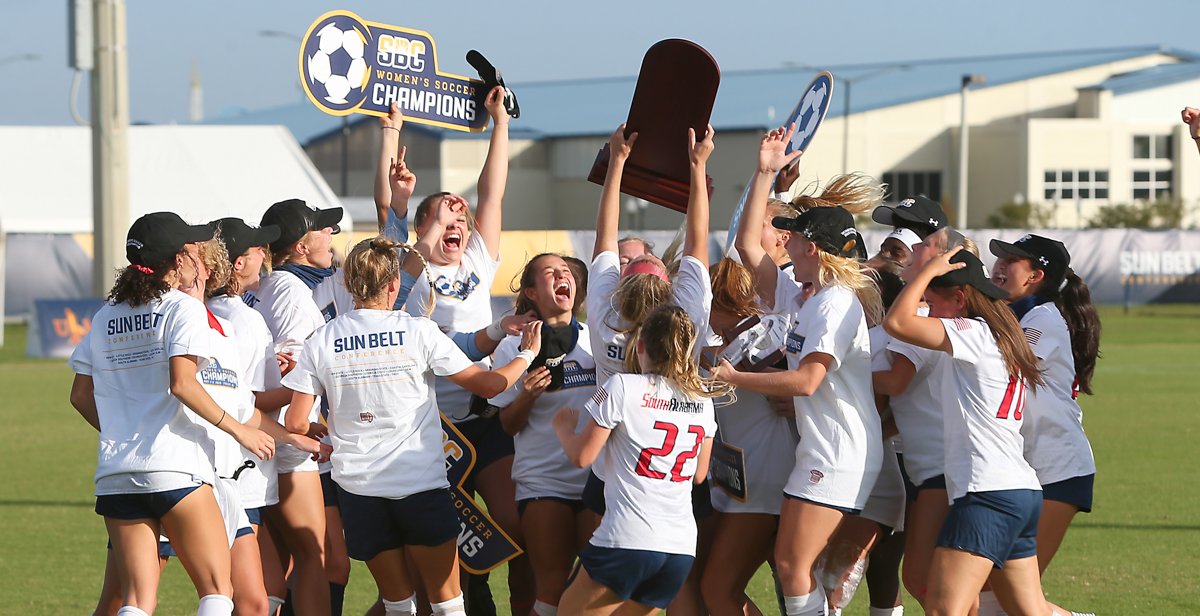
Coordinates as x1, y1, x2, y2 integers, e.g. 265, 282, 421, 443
107, 249, 188, 307
709, 258, 762, 321
791, 172, 884, 215
952, 285, 1047, 391
1044, 270, 1101, 395
343, 237, 432, 313
641, 305, 732, 401
608, 260, 673, 373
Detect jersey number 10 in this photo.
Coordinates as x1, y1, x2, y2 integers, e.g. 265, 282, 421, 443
636, 421, 706, 482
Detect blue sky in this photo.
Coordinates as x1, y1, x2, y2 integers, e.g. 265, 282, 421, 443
1, 0, 1195, 126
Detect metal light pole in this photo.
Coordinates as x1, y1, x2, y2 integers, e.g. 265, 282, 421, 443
840, 65, 910, 175
91, 0, 130, 296
957, 74, 985, 228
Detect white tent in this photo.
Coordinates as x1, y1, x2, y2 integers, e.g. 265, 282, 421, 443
0, 125, 348, 317
0, 124, 349, 233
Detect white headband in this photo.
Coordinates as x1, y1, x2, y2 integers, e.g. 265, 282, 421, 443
885, 228, 921, 252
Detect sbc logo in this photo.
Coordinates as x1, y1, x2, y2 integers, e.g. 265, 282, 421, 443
376, 34, 426, 72
301, 13, 372, 111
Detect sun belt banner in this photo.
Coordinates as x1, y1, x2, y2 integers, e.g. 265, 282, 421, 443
299, 10, 489, 132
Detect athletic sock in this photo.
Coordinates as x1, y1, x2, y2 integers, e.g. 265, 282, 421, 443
869, 607, 903, 616
383, 593, 417, 616
431, 594, 467, 616
532, 600, 558, 616
829, 608, 842, 616
117, 608, 150, 616
1070, 612, 1096, 616
279, 589, 295, 616
330, 581, 346, 616
267, 596, 286, 616
196, 594, 235, 616
978, 590, 1002, 616
783, 587, 828, 616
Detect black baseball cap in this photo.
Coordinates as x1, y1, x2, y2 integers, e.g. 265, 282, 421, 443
872, 196, 948, 238
126, 212, 214, 267
989, 234, 1070, 285
773, 206, 864, 258
929, 250, 1009, 300
260, 199, 343, 254
213, 218, 280, 264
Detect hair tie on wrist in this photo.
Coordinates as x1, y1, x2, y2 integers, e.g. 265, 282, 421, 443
133, 264, 154, 275
382, 126, 401, 133
216, 410, 226, 427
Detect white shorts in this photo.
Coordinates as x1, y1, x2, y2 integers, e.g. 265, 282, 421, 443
213, 477, 251, 548
858, 439, 906, 532
783, 421, 883, 512
273, 443, 319, 474
236, 454, 279, 509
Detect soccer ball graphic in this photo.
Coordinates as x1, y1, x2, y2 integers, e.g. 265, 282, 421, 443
307, 22, 367, 105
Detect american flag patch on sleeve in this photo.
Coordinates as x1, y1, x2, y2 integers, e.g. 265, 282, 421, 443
952, 317, 973, 331
1024, 328, 1042, 345
591, 387, 609, 406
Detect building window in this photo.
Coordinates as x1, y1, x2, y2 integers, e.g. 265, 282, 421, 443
1132, 170, 1172, 201
1133, 134, 1172, 159
1044, 169, 1108, 201
882, 171, 942, 203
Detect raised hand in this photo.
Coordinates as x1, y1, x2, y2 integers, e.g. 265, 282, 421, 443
609, 123, 639, 162
389, 146, 417, 204
485, 85, 508, 126
380, 101, 404, 131
501, 311, 539, 336
1183, 107, 1200, 140
689, 124, 716, 167
519, 320, 543, 358
758, 123, 803, 174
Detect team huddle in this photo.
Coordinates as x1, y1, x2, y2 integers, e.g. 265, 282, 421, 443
69, 86, 1101, 616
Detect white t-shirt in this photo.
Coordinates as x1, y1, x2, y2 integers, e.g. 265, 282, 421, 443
860, 325, 906, 531
938, 317, 1042, 502
586, 251, 713, 385
586, 374, 717, 556
194, 312, 247, 478
1018, 303, 1096, 485
247, 270, 327, 357
777, 283, 883, 511
885, 337, 949, 486
490, 324, 597, 501
207, 294, 280, 508
282, 309, 474, 499
68, 290, 216, 488
405, 232, 501, 421
313, 271, 356, 324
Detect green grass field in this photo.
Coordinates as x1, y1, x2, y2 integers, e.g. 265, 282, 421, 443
2, 305, 1198, 615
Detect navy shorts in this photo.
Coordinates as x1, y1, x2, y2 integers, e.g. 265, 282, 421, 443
582, 470, 606, 515
95, 486, 201, 520
897, 454, 918, 503
937, 489, 1042, 568
1041, 474, 1094, 513
337, 486, 460, 561
579, 544, 695, 609
106, 537, 177, 558
581, 472, 714, 520
917, 474, 947, 492
517, 497, 586, 518
320, 472, 340, 509
457, 416, 516, 492
246, 506, 263, 526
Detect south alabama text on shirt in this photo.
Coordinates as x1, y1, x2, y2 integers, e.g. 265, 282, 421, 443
641, 392, 706, 414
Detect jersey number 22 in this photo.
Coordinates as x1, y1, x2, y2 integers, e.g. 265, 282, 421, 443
636, 421, 706, 482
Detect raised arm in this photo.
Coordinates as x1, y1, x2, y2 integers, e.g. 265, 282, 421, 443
683, 125, 715, 264
710, 352, 831, 398
594, 124, 638, 259
552, 407, 612, 468
736, 125, 803, 308
475, 86, 510, 260
375, 103, 407, 230
882, 246, 964, 352
1184, 107, 1200, 158
445, 321, 542, 398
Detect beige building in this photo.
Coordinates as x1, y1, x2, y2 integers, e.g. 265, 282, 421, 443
221, 45, 1200, 231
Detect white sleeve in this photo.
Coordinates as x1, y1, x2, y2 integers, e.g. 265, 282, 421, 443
1020, 310, 1060, 361
586, 251, 621, 323
585, 374, 626, 430
246, 320, 271, 392
466, 231, 502, 283
798, 290, 857, 371
488, 337, 524, 407
425, 321, 476, 377
166, 297, 213, 359
270, 287, 319, 356
940, 318, 988, 365
700, 399, 718, 439
68, 327, 95, 375
887, 339, 930, 373
773, 268, 803, 313
674, 256, 713, 336
281, 336, 324, 396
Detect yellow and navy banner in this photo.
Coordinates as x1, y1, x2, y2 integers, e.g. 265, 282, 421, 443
31, 299, 103, 358
441, 415, 522, 573
298, 10, 489, 132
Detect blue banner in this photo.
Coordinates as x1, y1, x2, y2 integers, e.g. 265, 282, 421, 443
32, 298, 103, 358
441, 415, 523, 573
298, 11, 489, 132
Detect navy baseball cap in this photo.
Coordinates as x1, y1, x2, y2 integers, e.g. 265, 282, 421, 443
260, 199, 343, 254
213, 218, 280, 264
930, 250, 1009, 300
872, 196, 948, 238
989, 234, 1070, 285
773, 206, 865, 259
126, 212, 214, 267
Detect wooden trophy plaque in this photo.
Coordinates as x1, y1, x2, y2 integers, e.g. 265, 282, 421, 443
587, 39, 720, 213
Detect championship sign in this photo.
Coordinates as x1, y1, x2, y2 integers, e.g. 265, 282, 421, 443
441, 415, 522, 573
298, 11, 489, 132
